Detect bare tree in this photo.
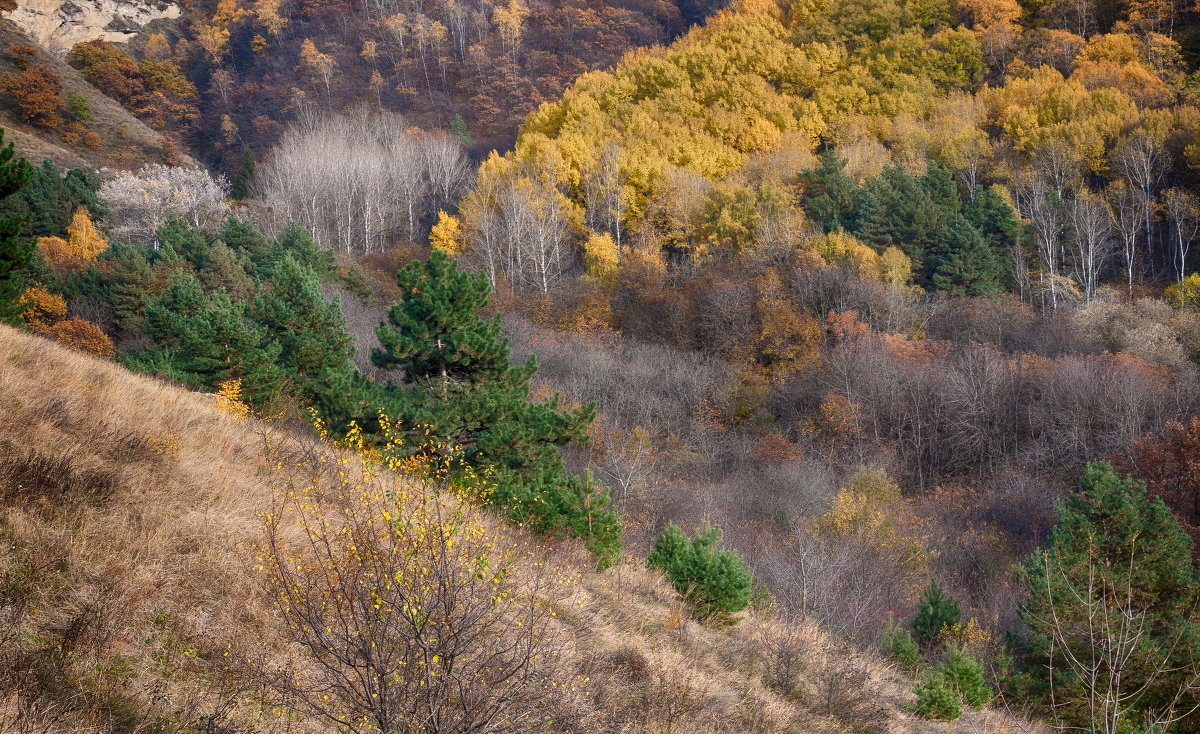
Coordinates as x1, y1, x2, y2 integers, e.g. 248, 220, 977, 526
464, 166, 575, 294
99, 165, 230, 247
1069, 189, 1116, 302
1030, 545, 1200, 734
1163, 188, 1200, 283
1107, 179, 1143, 295
258, 110, 469, 254
1114, 130, 1166, 276
256, 458, 565, 733
1013, 171, 1068, 309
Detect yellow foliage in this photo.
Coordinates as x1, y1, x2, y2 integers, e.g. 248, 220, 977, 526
877, 246, 913, 287
215, 378, 250, 419
66, 208, 108, 259
817, 391, 862, 438
1165, 273, 1200, 310
756, 268, 822, 378
821, 468, 902, 536
810, 231, 879, 277
429, 211, 464, 256
583, 231, 619, 289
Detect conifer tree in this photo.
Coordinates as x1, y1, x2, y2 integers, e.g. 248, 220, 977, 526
648, 521, 754, 622
799, 150, 859, 232
931, 215, 1005, 294
229, 147, 257, 200
0, 159, 100, 239
140, 272, 283, 405
914, 581, 961, 648
373, 250, 622, 565
1020, 462, 1200, 731
107, 246, 156, 330
0, 130, 32, 326
252, 255, 355, 408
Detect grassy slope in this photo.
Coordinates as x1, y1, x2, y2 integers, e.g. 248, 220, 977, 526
0, 324, 1035, 733
0, 20, 174, 170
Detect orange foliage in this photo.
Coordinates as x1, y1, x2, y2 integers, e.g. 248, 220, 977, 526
0, 65, 65, 128
752, 432, 802, 463
17, 286, 67, 331
43, 317, 114, 358
66, 208, 108, 259
825, 310, 870, 343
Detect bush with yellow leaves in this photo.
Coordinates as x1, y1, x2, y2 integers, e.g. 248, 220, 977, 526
254, 423, 576, 732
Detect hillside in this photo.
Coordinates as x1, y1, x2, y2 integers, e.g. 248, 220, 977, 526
0, 19, 179, 169
0, 324, 1034, 732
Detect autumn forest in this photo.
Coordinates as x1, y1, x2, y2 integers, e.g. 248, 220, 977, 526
3, 0, 1200, 729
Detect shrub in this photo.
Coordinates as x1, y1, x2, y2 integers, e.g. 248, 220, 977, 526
647, 521, 753, 622
940, 645, 992, 709
913, 670, 962, 720
913, 581, 960, 648
66, 90, 93, 122
44, 317, 114, 358
883, 612, 922, 672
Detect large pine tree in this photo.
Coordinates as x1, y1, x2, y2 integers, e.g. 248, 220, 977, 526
0, 129, 32, 326
373, 250, 622, 565
1020, 462, 1200, 731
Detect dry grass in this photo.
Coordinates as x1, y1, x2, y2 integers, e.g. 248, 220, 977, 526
0, 324, 1040, 733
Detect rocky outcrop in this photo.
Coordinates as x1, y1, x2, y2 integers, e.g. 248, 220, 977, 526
2, 0, 178, 51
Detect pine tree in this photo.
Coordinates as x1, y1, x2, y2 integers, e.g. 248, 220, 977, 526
373, 250, 622, 565
219, 216, 273, 273
964, 184, 1020, 287
855, 165, 954, 284
1020, 462, 1200, 731
799, 150, 859, 232
0, 159, 101, 239
648, 521, 754, 622
140, 272, 283, 405
930, 216, 1005, 294
252, 255, 355, 408
229, 147, 256, 200
0, 130, 32, 326
914, 581, 960, 648
107, 246, 157, 330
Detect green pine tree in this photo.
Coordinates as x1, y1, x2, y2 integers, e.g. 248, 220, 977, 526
799, 150, 859, 233
198, 242, 254, 301
106, 246, 158, 331
252, 255, 356, 409
855, 164, 954, 284
940, 645, 992, 709
139, 272, 284, 405
229, 147, 257, 201
913, 670, 962, 720
372, 250, 622, 565
914, 581, 960, 649
0, 158, 101, 239
1020, 462, 1200, 731
964, 184, 1021, 288
647, 521, 754, 622
0, 130, 32, 326
930, 215, 1005, 294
